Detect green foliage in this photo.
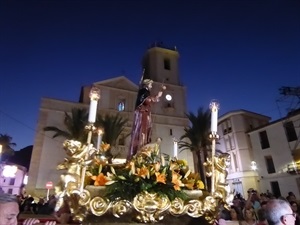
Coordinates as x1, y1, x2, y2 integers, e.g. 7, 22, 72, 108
104, 164, 189, 202
178, 107, 211, 185
95, 113, 129, 146
43, 108, 88, 142
0, 133, 16, 156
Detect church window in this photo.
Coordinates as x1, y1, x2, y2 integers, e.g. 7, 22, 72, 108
118, 100, 125, 111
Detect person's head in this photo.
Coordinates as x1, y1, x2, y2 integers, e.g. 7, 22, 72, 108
260, 193, 269, 202
290, 201, 299, 213
286, 195, 296, 203
142, 79, 153, 89
261, 201, 268, 209
265, 199, 296, 225
0, 193, 19, 225
230, 205, 243, 221
243, 208, 255, 220
257, 208, 267, 222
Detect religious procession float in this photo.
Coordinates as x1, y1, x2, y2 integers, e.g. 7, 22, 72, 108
53, 87, 233, 224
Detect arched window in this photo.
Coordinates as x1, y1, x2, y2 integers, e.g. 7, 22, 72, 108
118, 100, 125, 111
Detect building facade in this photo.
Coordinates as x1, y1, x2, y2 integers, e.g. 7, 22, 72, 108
218, 109, 300, 199
249, 110, 300, 198
218, 110, 271, 197
26, 44, 194, 196
0, 163, 27, 195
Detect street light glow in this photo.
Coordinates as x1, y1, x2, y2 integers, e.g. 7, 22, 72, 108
2, 165, 18, 178
251, 161, 257, 171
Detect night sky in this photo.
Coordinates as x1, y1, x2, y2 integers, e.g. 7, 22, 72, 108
0, 0, 299, 150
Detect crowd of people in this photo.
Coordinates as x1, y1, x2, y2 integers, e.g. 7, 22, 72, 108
17, 194, 57, 215
0, 193, 72, 225
216, 189, 300, 225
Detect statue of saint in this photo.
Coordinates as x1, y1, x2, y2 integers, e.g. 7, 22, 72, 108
127, 79, 165, 160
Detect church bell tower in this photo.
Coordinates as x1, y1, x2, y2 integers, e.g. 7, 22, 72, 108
142, 42, 180, 86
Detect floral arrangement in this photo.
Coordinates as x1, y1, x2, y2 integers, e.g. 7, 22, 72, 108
87, 144, 204, 201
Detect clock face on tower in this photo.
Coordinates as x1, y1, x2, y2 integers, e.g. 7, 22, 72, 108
165, 94, 172, 101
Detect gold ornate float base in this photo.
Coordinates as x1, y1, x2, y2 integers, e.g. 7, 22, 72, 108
59, 186, 224, 224
83, 214, 211, 225
56, 139, 232, 224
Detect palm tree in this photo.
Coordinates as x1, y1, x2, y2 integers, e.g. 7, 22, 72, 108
43, 108, 89, 143
0, 133, 16, 161
43, 108, 129, 158
95, 113, 129, 160
178, 107, 211, 190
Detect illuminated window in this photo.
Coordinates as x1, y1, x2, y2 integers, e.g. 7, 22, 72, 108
118, 100, 125, 111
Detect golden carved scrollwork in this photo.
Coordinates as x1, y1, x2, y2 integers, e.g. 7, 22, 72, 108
111, 199, 132, 218
54, 138, 232, 224
169, 197, 185, 215
185, 199, 203, 217
133, 192, 170, 223
89, 196, 110, 216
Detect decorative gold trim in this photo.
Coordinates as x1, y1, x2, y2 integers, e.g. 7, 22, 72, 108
55, 138, 232, 224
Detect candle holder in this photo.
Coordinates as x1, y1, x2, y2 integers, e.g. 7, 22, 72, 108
79, 86, 101, 192
209, 100, 220, 195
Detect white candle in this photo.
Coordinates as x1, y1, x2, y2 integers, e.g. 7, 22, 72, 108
88, 87, 100, 123
173, 138, 178, 158
97, 129, 103, 151
210, 101, 219, 134
88, 100, 98, 123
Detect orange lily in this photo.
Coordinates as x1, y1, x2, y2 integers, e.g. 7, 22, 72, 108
155, 172, 166, 184
171, 171, 184, 190
136, 166, 150, 179
91, 173, 109, 186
